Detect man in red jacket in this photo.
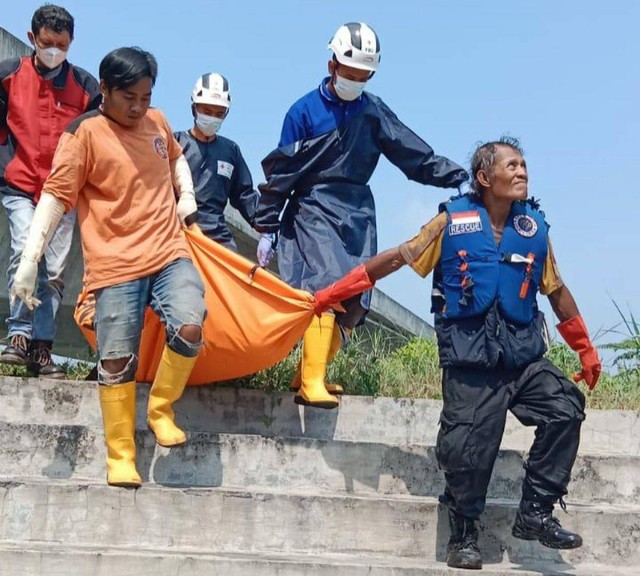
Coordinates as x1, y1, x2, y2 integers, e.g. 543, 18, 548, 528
0, 4, 100, 377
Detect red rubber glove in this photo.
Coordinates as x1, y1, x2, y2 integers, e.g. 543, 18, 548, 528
314, 265, 375, 316
556, 315, 602, 390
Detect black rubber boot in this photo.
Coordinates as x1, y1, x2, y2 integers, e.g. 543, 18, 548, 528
446, 508, 483, 570
27, 340, 67, 379
0, 334, 31, 365
512, 499, 583, 549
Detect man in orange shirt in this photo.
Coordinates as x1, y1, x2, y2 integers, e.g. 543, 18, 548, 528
314, 138, 601, 569
11, 47, 205, 488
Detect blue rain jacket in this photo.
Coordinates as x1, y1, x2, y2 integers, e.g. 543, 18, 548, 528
255, 80, 468, 319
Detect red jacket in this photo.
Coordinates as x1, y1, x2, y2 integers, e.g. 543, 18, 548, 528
0, 55, 100, 201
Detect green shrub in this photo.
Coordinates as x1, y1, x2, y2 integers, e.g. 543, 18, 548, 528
3, 313, 638, 411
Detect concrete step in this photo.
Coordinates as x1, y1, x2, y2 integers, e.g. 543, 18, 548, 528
0, 542, 629, 576
1, 376, 639, 456
1, 422, 637, 505
0, 478, 638, 567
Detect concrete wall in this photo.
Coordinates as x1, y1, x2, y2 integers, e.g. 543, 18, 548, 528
0, 26, 433, 359
0, 28, 31, 59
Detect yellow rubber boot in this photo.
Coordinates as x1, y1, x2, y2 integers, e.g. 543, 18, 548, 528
147, 345, 196, 447
290, 324, 344, 394
294, 313, 340, 409
98, 382, 142, 488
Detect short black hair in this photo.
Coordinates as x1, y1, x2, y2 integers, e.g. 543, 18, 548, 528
31, 4, 74, 38
99, 47, 158, 91
470, 136, 525, 195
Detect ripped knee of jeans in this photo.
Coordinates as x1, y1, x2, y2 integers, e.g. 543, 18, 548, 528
98, 354, 137, 385
168, 324, 202, 358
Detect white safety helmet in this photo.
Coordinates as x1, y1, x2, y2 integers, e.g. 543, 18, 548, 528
191, 73, 231, 109
328, 22, 381, 73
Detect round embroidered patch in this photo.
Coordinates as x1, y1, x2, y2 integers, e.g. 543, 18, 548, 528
152, 136, 168, 159
513, 215, 538, 237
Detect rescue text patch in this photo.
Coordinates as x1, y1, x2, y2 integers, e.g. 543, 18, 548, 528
449, 211, 482, 236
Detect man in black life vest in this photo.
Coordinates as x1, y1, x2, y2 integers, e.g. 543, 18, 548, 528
313, 137, 601, 570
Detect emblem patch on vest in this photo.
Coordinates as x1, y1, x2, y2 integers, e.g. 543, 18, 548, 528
513, 215, 538, 237
449, 211, 482, 235
217, 160, 234, 179
152, 136, 168, 159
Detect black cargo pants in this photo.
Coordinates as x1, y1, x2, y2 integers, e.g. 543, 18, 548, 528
436, 357, 586, 520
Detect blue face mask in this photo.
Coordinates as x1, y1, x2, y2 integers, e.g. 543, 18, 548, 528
333, 75, 366, 101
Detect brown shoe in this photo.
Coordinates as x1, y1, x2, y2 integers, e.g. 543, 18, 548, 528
27, 340, 67, 379
0, 334, 31, 365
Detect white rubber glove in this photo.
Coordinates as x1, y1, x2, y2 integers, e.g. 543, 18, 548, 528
257, 233, 275, 267
11, 257, 40, 310
177, 190, 198, 226
171, 154, 198, 226
10, 192, 65, 310
458, 181, 472, 195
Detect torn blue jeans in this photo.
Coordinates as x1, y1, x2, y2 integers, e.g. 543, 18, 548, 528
94, 257, 206, 385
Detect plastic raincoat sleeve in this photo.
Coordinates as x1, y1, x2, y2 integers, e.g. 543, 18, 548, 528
74, 225, 317, 385
229, 147, 259, 226
254, 133, 336, 233
279, 109, 309, 148
375, 99, 468, 188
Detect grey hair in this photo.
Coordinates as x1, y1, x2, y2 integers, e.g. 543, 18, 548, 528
470, 136, 524, 195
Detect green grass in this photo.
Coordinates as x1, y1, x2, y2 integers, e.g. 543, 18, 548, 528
233, 331, 640, 411
2, 329, 638, 411
0, 357, 95, 380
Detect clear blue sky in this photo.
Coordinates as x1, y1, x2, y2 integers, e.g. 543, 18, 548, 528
4, 1, 639, 367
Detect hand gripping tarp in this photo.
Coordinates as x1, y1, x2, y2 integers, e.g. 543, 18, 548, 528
74, 226, 315, 385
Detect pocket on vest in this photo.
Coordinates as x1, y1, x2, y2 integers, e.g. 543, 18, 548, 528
502, 311, 548, 369
436, 314, 491, 368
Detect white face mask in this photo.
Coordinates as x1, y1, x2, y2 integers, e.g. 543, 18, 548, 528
195, 112, 224, 137
333, 75, 366, 101
35, 45, 67, 69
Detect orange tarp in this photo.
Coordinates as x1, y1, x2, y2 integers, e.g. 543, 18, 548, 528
75, 226, 315, 384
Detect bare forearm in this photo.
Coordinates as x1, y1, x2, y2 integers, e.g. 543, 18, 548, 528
364, 247, 406, 282
547, 284, 580, 322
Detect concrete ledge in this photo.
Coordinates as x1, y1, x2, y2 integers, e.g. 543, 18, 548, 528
1, 424, 638, 505
1, 478, 638, 566
1, 377, 639, 456
0, 542, 628, 576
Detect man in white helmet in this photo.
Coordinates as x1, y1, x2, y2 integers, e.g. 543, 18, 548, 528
254, 22, 470, 409
174, 73, 258, 250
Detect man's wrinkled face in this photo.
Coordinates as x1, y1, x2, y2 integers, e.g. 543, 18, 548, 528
484, 146, 528, 202
101, 77, 153, 128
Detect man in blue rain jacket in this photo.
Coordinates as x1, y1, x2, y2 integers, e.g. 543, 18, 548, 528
254, 22, 469, 409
